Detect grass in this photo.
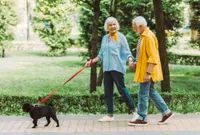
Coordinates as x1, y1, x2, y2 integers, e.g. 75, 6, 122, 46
169, 64, 200, 93
0, 51, 92, 97
0, 51, 200, 98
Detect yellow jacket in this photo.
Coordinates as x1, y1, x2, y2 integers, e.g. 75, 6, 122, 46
134, 27, 163, 83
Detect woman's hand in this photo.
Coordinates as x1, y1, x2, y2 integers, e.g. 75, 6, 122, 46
85, 57, 100, 67
85, 59, 93, 67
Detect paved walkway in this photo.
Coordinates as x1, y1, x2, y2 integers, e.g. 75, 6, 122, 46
0, 113, 200, 135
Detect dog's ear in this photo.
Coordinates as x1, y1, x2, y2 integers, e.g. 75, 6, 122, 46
22, 103, 32, 112
22, 104, 28, 112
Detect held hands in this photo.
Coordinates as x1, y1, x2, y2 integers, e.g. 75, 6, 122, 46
85, 59, 93, 67
129, 61, 136, 72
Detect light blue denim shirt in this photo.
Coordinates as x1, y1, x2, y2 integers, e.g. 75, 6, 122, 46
98, 32, 134, 75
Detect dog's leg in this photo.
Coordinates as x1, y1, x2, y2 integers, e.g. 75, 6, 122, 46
44, 116, 51, 127
51, 115, 59, 127
32, 119, 38, 128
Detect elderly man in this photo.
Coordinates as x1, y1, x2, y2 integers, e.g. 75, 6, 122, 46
128, 16, 173, 126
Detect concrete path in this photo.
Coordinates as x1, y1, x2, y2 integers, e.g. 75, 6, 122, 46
0, 113, 200, 135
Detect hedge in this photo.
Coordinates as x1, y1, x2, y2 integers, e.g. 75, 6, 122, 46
0, 92, 199, 115
169, 53, 200, 65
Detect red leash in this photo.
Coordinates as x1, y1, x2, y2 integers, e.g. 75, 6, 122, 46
38, 66, 86, 104
38, 60, 93, 104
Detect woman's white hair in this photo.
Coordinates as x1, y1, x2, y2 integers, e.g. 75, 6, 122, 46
104, 17, 120, 31
132, 16, 147, 27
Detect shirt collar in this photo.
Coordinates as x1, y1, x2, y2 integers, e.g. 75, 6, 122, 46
140, 27, 149, 38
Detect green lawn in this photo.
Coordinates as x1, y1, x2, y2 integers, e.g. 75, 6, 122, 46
0, 51, 92, 97
0, 51, 200, 98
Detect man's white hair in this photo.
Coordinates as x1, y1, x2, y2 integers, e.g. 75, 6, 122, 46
104, 17, 120, 31
132, 16, 147, 27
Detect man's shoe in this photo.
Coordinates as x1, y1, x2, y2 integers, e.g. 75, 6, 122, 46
98, 115, 115, 122
158, 112, 174, 125
128, 120, 148, 126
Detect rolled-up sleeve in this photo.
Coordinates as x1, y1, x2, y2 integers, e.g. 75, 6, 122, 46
121, 35, 134, 60
145, 38, 158, 64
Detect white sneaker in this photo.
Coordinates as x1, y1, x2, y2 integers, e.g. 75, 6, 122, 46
98, 115, 115, 122
131, 112, 139, 121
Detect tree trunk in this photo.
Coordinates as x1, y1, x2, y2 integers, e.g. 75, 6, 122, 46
97, 64, 103, 86
2, 48, 5, 57
153, 0, 171, 92
90, 0, 100, 93
26, 0, 30, 41
110, 0, 118, 17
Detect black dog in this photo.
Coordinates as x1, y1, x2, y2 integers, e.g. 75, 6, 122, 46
22, 103, 59, 128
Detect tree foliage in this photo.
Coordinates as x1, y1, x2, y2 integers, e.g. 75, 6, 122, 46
32, 0, 74, 56
0, 0, 18, 57
78, 0, 184, 60
186, 0, 200, 50
78, 0, 110, 60
77, 0, 184, 92
162, 0, 184, 29
186, 0, 200, 31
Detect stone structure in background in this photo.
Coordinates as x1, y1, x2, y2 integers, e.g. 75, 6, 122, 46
11, 0, 79, 51
13, 0, 40, 42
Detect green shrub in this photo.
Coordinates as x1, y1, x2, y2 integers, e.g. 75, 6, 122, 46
189, 39, 200, 50
1, 92, 199, 115
169, 53, 200, 65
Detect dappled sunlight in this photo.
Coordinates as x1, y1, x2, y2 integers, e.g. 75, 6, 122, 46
170, 49, 200, 56
170, 74, 185, 77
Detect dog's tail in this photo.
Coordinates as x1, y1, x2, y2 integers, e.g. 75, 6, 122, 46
47, 103, 56, 112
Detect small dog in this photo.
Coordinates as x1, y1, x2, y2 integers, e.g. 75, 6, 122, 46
22, 103, 59, 128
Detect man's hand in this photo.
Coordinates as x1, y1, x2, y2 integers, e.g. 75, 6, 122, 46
144, 73, 151, 82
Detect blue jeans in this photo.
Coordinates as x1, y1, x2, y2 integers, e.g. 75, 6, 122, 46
103, 71, 137, 115
137, 79, 171, 121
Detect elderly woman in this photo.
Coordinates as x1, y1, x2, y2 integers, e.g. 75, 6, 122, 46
86, 17, 138, 122
128, 16, 173, 126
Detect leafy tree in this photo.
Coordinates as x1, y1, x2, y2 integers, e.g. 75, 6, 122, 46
32, 0, 74, 56
75, 0, 102, 92
78, 0, 184, 92
187, 0, 200, 50
80, 0, 183, 56
187, 0, 200, 31
0, 0, 18, 57
162, 0, 184, 29
78, 0, 109, 60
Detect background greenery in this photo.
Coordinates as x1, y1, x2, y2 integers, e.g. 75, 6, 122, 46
0, 0, 199, 115
32, 0, 74, 56
0, 51, 199, 115
78, 0, 184, 60
0, 0, 18, 57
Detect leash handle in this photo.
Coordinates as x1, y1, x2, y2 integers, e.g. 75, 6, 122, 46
38, 66, 86, 104
89, 59, 93, 66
